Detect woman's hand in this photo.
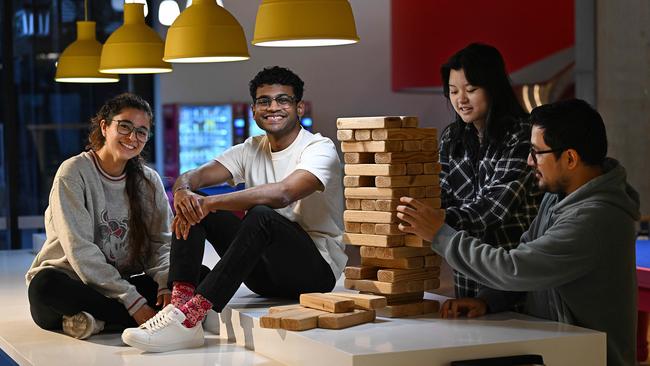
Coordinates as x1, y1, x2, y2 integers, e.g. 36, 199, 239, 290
396, 196, 446, 241
156, 293, 171, 308
132, 304, 157, 325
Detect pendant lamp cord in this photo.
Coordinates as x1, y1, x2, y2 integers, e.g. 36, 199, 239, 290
84, 0, 88, 21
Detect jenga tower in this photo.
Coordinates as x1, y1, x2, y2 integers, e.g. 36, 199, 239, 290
336, 116, 443, 318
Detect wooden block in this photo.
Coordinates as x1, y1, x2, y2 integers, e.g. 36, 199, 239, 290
423, 162, 442, 174
373, 291, 424, 305
359, 246, 377, 258
371, 128, 438, 141
318, 309, 376, 329
281, 308, 328, 331
344, 210, 397, 224
336, 129, 354, 141
373, 198, 439, 212
337, 116, 403, 130
425, 186, 442, 197
341, 141, 403, 153
374, 223, 401, 235
377, 267, 440, 282
344, 221, 360, 233
300, 293, 355, 313
408, 187, 426, 198
345, 187, 409, 199
406, 163, 423, 175
402, 140, 422, 152
361, 200, 378, 211
345, 199, 361, 210
373, 246, 435, 259
404, 235, 431, 247
344, 233, 404, 247
344, 152, 374, 164
268, 304, 303, 314
344, 278, 431, 294
421, 139, 438, 151
361, 256, 424, 269
400, 116, 419, 128
344, 175, 374, 187
261, 308, 321, 329
425, 255, 443, 267
376, 300, 439, 318
375, 175, 439, 188
344, 265, 378, 280
327, 292, 387, 310
354, 129, 371, 141
344, 164, 407, 176
375, 152, 438, 164
360, 223, 376, 234
427, 198, 442, 208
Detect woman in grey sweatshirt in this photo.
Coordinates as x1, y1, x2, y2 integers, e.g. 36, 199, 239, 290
25, 93, 173, 339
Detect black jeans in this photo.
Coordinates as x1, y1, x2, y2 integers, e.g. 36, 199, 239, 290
28, 268, 158, 330
168, 205, 336, 312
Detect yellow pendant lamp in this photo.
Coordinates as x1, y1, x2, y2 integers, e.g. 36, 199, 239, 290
55, 21, 119, 83
99, 3, 172, 74
163, 0, 249, 63
252, 0, 359, 47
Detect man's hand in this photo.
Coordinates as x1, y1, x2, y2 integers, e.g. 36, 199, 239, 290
440, 298, 488, 319
173, 189, 205, 225
156, 293, 171, 308
132, 304, 157, 325
396, 197, 445, 241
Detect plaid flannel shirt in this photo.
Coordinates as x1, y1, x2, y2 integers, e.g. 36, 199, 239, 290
440, 120, 541, 298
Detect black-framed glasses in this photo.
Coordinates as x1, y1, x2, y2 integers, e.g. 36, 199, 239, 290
113, 119, 150, 143
530, 147, 566, 164
253, 95, 297, 109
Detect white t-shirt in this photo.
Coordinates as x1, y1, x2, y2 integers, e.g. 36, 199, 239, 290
216, 128, 346, 280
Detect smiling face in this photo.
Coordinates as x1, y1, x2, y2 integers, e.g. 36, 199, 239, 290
252, 84, 304, 139
99, 107, 151, 163
528, 125, 570, 193
448, 68, 490, 129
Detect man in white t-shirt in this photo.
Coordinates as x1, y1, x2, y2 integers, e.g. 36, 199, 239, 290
122, 66, 346, 352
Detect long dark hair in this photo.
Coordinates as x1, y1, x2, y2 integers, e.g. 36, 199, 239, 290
87, 93, 155, 268
441, 43, 527, 160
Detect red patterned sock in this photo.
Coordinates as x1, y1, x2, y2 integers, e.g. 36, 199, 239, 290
171, 282, 195, 309
180, 294, 213, 328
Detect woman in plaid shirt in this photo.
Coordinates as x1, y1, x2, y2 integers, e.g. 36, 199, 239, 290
439, 43, 541, 298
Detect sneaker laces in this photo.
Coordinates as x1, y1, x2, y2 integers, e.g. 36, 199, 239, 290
140, 310, 176, 334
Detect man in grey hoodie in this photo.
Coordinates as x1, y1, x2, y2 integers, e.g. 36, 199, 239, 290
397, 99, 639, 366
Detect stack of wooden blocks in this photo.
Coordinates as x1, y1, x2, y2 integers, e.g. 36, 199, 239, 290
259, 292, 387, 331
337, 116, 443, 318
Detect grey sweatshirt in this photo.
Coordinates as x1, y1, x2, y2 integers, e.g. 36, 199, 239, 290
26, 151, 173, 315
432, 158, 639, 366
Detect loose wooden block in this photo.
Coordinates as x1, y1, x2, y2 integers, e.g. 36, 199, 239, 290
374, 223, 401, 235
404, 235, 431, 247
425, 255, 443, 267
402, 140, 422, 152
344, 278, 432, 294
337, 116, 403, 130
344, 152, 374, 164
268, 304, 303, 314
361, 256, 424, 269
345, 187, 409, 199
300, 293, 356, 313
376, 299, 439, 318
343, 233, 404, 247
406, 163, 423, 175
400, 116, 419, 128
344, 175, 374, 187
260, 308, 323, 329
344, 164, 407, 176
354, 129, 371, 141
327, 292, 388, 310
280, 308, 328, 331
371, 127, 437, 141
421, 139, 438, 151
344, 265, 378, 280
318, 309, 376, 329
423, 162, 442, 175
373, 246, 435, 259
375, 152, 438, 164
341, 141, 403, 153
375, 174, 439, 188
345, 199, 361, 210
360, 223, 376, 234
425, 186, 442, 197
377, 267, 440, 283
344, 210, 397, 224
336, 129, 354, 141
344, 221, 361, 233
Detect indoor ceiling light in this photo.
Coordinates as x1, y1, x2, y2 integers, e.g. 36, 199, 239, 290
252, 0, 359, 47
163, 0, 249, 63
159, 0, 180, 26
100, 3, 172, 73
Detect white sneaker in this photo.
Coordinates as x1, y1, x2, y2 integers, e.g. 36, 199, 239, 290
62, 311, 105, 339
121, 304, 204, 352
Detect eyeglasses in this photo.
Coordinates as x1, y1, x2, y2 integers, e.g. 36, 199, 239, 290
253, 95, 297, 109
530, 147, 566, 165
113, 120, 150, 143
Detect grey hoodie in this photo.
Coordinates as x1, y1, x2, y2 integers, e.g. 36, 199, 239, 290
432, 158, 639, 366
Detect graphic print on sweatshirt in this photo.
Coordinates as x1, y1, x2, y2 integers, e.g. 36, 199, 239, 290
97, 210, 129, 268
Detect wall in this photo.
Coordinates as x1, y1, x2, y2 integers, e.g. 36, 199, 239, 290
158, 0, 453, 144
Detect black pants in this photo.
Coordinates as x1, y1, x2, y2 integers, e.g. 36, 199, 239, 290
168, 205, 336, 312
28, 268, 159, 331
